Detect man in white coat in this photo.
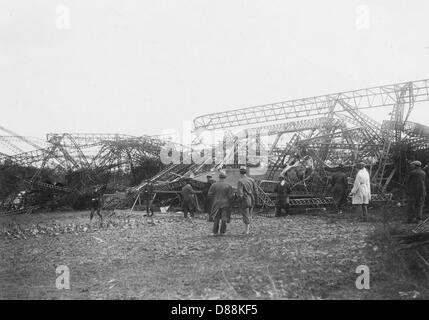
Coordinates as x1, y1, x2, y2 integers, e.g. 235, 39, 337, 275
350, 162, 371, 221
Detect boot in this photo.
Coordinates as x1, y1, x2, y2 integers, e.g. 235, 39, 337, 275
362, 205, 368, 222
243, 224, 250, 235
220, 221, 227, 234
284, 204, 290, 216
212, 222, 219, 235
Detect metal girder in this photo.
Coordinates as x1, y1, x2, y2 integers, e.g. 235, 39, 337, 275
0, 137, 23, 154
266, 133, 300, 180
404, 83, 415, 124
298, 142, 382, 150
46, 133, 164, 150
389, 83, 413, 142
255, 183, 276, 207
337, 99, 383, 143
256, 193, 392, 210
193, 79, 429, 131
372, 85, 414, 185
47, 133, 136, 146
0, 125, 42, 150
0, 145, 69, 170
406, 137, 429, 151
296, 127, 364, 145
29, 180, 71, 192
65, 134, 91, 169
246, 117, 345, 136
402, 121, 429, 139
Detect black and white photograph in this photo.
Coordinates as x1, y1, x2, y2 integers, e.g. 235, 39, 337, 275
1, 0, 429, 306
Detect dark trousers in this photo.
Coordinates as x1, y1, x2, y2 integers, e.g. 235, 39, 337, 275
182, 200, 196, 218
213, 207, 229, 234
333, 192, 347, 212
407, 194, 424, 222
425, 184, 429, 209
204, 197, 212, 214
275, 201, 290, 216
145, 198, 154, 216
90, 206, 102, 220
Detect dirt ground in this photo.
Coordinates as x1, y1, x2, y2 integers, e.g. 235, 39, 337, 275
0, 207, 425, 300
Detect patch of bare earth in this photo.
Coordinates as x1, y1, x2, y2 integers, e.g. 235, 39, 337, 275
0, 210, 387, 299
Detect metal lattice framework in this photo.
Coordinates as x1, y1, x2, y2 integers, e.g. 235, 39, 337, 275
192, 79, 429, 201
2, 78, 429, 213
193, 79, 429, 130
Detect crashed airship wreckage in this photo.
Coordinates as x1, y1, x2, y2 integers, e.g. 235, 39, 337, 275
1, 78, 429, 215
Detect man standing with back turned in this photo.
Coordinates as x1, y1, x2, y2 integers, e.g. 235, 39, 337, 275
275, 175, 291, 217
350, 162, 371, 222
406, 161, 426, 224
203, 174, 215, 215
237, 165, 258, 235
142, 182, 155, 217
330, 163, 348, 214
181, 178, 198, 219
208, 170, 233, 236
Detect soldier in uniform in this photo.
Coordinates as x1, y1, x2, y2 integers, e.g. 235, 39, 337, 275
208, 171, 233, 235
330, 164, 348, 214
406, 161, 426, 223
423, 164, 429, 211
203, 174, 216, 214
275, 175, 291, 217
237, 166, 258, 234
142, 182, 155, 216
181, 179, 199, 218
90, 188, 103, 221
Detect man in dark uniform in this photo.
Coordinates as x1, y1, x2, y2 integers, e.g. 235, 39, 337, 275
423, 164, 429, 211
237, 165, 258, 234
142, 182, 155, 216
90, 188, 103, 221
406, 161, 426, 223
275, 175, 292, 217
203, 174, 216, 214
181, 179, 199, 218
330, 164, 349, 214
208, 171, 233, 235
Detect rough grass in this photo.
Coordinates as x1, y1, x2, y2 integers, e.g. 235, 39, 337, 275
0, 207, 427, 300
364, 203, 429, 299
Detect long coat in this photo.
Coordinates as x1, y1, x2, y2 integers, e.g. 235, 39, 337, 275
237, 175, 258, 208
275, 180, 291, 205
330, 171, 348, 202
407, 168, 427, 197
207, 181, 233, 222
181, 184, 197, 209
351, 168, 371, 204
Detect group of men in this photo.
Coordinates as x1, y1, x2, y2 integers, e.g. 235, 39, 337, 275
180, 166, 258, 236
327, 162, 372, 221
90, 160, 428, 227
327, 160, 428, 224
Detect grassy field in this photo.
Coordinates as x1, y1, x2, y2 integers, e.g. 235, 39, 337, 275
0, 207, 427, 300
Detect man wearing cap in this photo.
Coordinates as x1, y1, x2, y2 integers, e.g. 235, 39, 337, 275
330, 164, 348, 214
350, 162, 371, 221
275, 175, 292, 217
423, 164, 429, 211
207, 171, 233, 235
203, 174, 216, 215
237, 165, 258, 234
181, 179, 199, 218
142, 182, 155, 217
406, 161, 426, 223
90, 188, 103, 221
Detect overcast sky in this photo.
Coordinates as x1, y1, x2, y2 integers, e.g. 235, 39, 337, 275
1, 0, 429, 140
